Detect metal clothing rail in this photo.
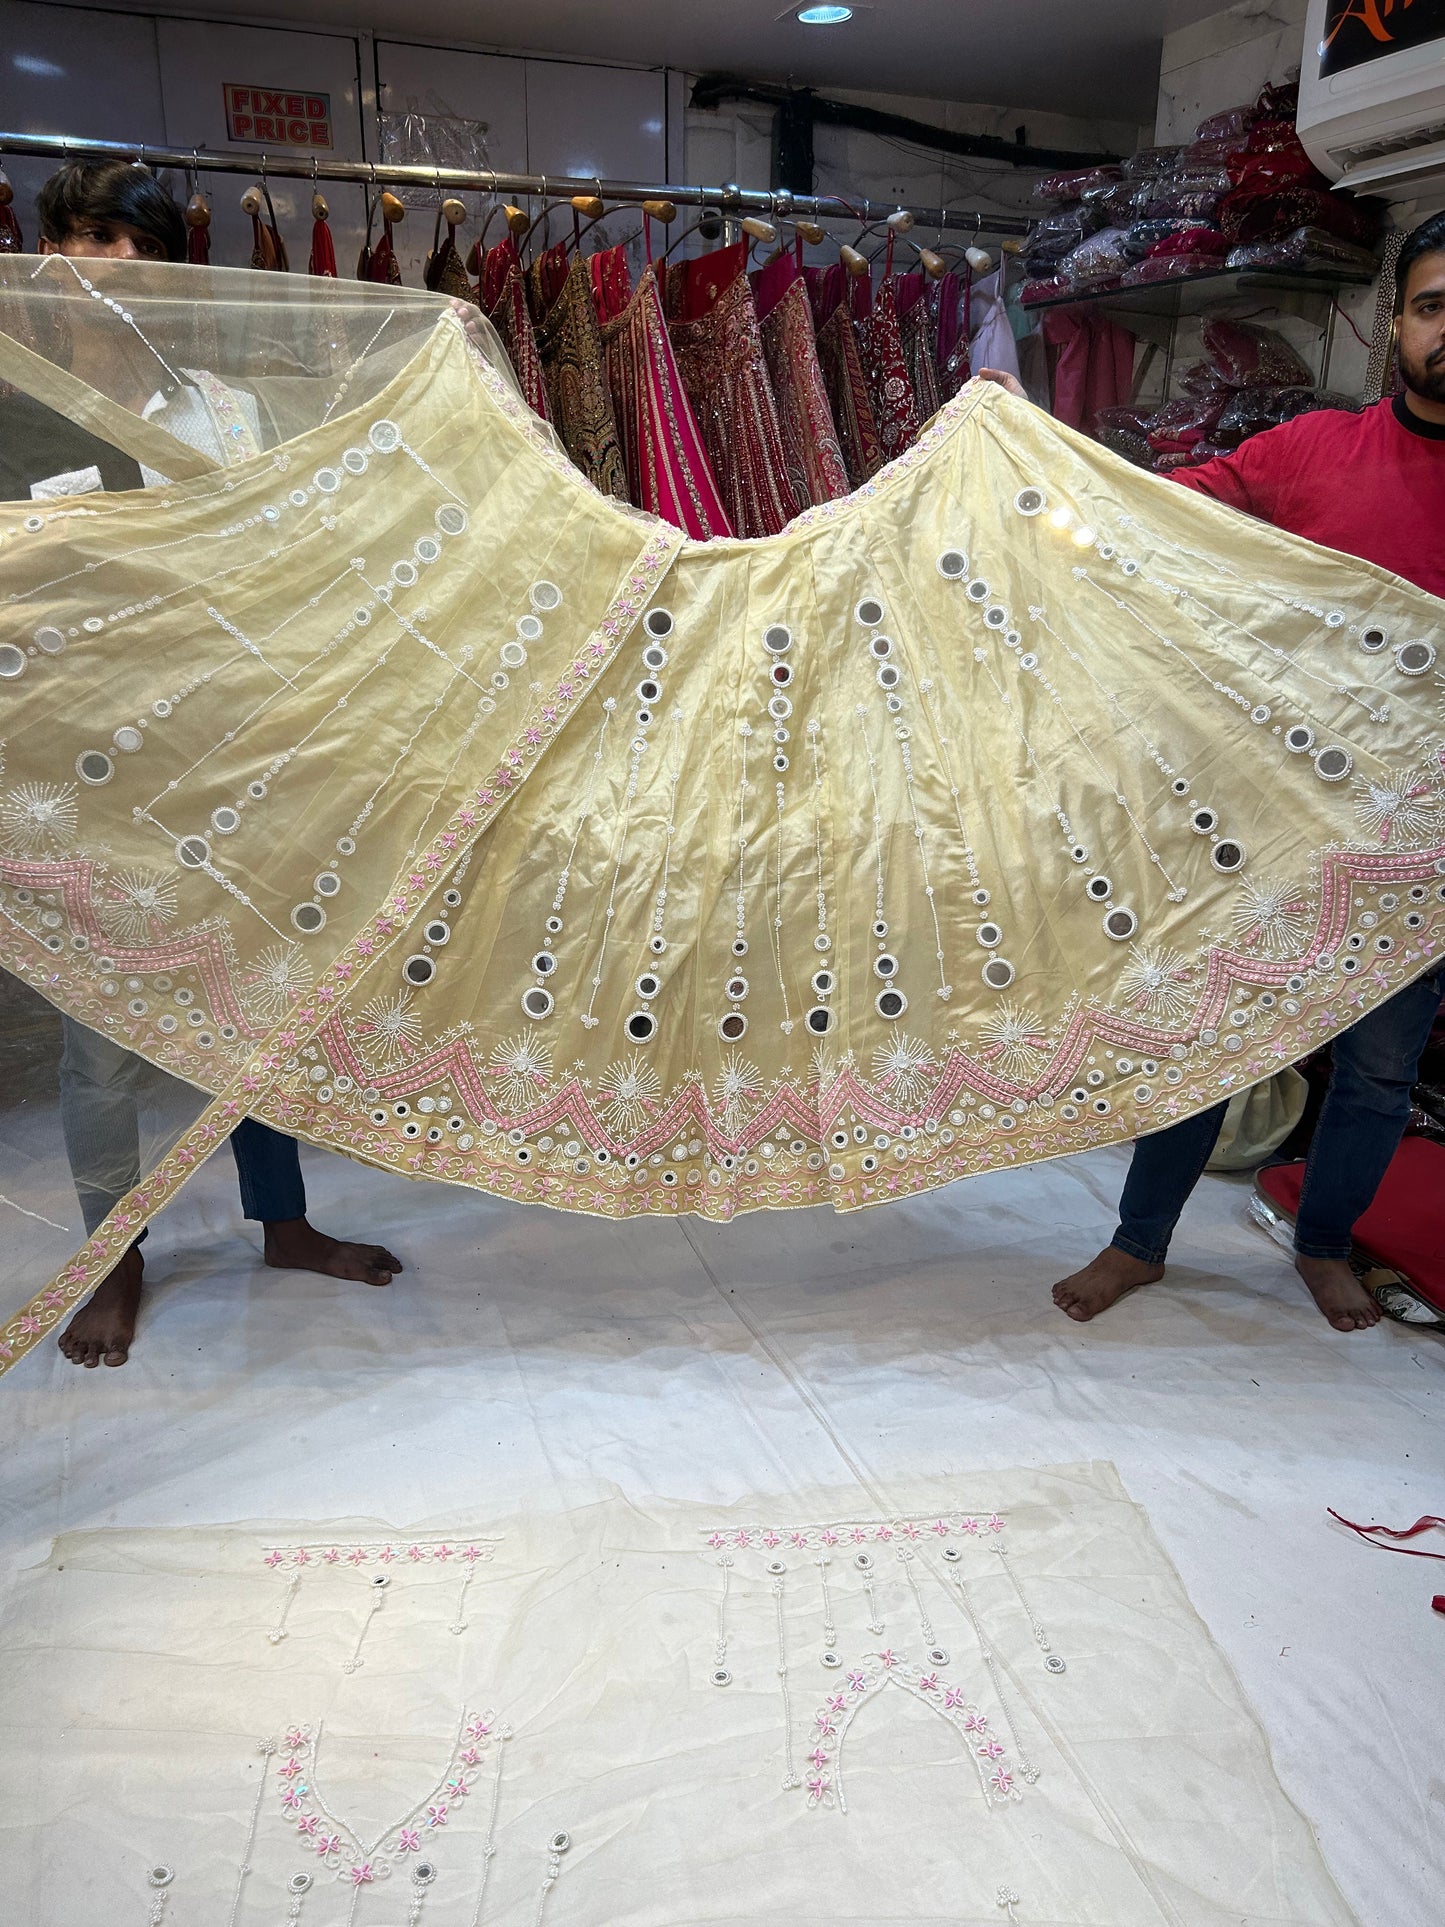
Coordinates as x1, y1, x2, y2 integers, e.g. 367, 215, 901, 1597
0, 129, 1032, 237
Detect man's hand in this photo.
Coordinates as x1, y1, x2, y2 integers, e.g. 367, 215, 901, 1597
973, 368, 1027, 400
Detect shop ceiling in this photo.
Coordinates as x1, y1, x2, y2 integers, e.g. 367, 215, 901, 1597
136, 1, 1233, 120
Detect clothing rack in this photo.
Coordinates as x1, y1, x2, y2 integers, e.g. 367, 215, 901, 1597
0, 129, 1031, 237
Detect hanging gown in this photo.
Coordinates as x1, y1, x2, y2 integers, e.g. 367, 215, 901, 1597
590, 243, 731, 539
479, 236, 550, 425
424, 218, 477, 307
750, 250, 849, 512
856, 271, 921, 463
896, 273, 943, 428
528, 241, 628, 503
665, 241, 800, 539
805, 264, 884, 489
2, 256, 1445, 1366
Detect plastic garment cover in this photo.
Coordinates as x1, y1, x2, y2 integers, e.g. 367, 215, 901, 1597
0, 255, 1443, 1376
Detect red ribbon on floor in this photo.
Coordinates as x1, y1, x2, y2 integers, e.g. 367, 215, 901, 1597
1328, 1510, 1445, 1612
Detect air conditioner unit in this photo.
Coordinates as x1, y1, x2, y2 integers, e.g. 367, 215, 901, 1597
1297, 0, 1445, 199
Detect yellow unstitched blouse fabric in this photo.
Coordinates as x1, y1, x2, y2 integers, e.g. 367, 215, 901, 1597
0, 258, 1443, 1372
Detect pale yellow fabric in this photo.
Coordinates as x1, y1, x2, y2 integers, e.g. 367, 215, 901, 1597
0, 256, 1443, 1368
0, 1465, 1359, 1925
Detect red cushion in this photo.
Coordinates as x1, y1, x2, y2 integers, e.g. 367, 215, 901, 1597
1257, 1139, 1445, 1311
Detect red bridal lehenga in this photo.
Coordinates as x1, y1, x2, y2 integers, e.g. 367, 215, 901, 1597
480, 235, 551, 424
528, 239, 629, 502
855, 269, 921, 462
591, 240, 732, 538
665, 241, 801, 538
750, 249, 850, 512
805, 264, 884, 489
896, 272, 944, 428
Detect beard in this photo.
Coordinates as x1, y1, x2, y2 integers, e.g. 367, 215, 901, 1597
1398, 337, 1445, 405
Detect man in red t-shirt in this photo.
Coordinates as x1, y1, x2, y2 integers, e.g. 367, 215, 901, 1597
978, 210, 1445, 1331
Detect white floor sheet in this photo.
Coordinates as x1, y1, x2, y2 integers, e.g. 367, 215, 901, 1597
0, 1141, 1440, 1924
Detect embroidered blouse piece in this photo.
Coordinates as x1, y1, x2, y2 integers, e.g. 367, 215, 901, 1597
806, 265, 885, 488
528, 243, 630, 501
751, 251, 850, 513
591, 245, 732, 539
0, 1467, 1364, 1922
0, 255, 1442, 1362
479, 236, 551, 424
665, 242, 802, 538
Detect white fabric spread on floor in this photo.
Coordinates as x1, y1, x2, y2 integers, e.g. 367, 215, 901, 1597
0, 1140, 1440, 1925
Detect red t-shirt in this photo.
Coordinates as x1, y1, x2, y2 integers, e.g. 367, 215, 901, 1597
1171, 395, 1445, 599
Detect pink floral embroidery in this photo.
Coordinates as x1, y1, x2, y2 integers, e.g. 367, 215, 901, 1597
296, 1815, 319, 1837
350, 1863, 375, 1885
878, 1649, 899, 1668
991, 1769, 1014, 1796
281, 1789, 303, 1811
761, 1531, 782, 1548
978, 1739, 1005, 1760
397, 1828, 420, 1853
461, 1748, 482, 1767
316, 1834, 342, 1858
847, 1671, 870, 1693
278, 1758, 303, 1780
918, 1672, 940, 1694
814, 1716, 837, 1738
961, 1517, 981, 1536
427, 1804, 449, 1828
347, 1548, 367, 1565
707, 1533, 726, 1549
850, 1527, 869, 1543
264, 1550, 285, 1567
807, 1746, 830, 1770
820, 1529, 839, 1546
444, 1778, 469, 1800
806, 1774, 831, 1802
944, 1688, 968, 1710
874, 1525, 894, 1542
986, 1514, 1004, 1533
461, 1545, 486, 1562
826, 1694, 847, 1714
732, 1531, 752, 1548
466, 1716, 492, 1741
963, 1711, 988, 1732
322, 1547, 340, 1564
284, 1728, 307, 1751
899, 1522, 921, 1541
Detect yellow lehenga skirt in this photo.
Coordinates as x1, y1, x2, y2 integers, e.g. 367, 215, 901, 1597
0, 256, 1441, 1373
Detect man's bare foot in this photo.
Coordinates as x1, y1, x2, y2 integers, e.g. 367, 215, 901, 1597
262, 1217, 402, 1287
1294, 1255, 1380, 1332
1052, 1246, 1164, 1322
58, 1245, 143, 1368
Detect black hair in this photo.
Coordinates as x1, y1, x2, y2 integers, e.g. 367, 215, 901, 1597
1395, 209, 1445, 311
36, 159, 187, 264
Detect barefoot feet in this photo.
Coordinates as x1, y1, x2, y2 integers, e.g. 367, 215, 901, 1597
263, 1217, 402, 1287
1294, 1255, 1380, 1332
58, 1244, 144, 1367
1052, 1247, 1164, 1322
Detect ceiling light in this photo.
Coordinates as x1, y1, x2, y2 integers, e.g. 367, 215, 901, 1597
796, 5, 854, 23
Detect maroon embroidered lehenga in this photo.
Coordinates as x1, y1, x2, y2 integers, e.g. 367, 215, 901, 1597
664, 241, 800, 539
854, 270, 921, 463
590, 242, 732, 538
804, 265, 884, 489
750, 249, 849, 511
479, 235, 551, 423
527, 240, 629, 503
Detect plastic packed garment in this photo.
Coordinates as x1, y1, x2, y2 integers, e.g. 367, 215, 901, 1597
478, 235, 550, 425
1202, 317, 1313, 389
591, 241, 732, 538
750, 249, 849, 512
1225, 226, 1382, 274
804, 263, 884, 489
855, 273, 921, 463
665, 241, 800, 538
2, 257, 1445, 1374
527, 241, 628, 501
895, 273, 943, 427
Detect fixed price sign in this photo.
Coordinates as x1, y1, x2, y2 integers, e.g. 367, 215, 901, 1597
223, 84, 333, 149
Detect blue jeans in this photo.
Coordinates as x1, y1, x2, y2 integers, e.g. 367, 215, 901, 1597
59, 1016, 307, 1239
1112, 966, 1445, 1264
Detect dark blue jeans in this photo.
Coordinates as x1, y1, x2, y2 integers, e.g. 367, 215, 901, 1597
1112, 965, 1445, 1264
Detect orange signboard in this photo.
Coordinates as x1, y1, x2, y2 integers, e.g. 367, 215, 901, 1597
223, 84, 333, 149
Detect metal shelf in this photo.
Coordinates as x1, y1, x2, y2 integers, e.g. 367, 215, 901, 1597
1021, 266, 1376, 320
